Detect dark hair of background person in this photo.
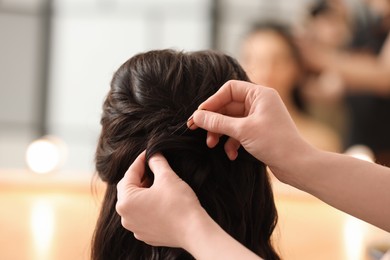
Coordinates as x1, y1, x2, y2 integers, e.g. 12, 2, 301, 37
246, 21, 307, 112
91, 49, 279, 260
309, 0, 332, 17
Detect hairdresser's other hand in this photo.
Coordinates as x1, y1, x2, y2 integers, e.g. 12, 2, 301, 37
117, 152, 263, 259
188, 80, 313, 182
116, 152, 208, 249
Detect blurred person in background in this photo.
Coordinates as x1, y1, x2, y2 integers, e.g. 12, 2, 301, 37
298, 0, 390, 165
240, 22, 341, 153
296, 0, 352, 138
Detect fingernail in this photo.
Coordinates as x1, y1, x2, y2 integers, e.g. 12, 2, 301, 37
187, 114, 194, 129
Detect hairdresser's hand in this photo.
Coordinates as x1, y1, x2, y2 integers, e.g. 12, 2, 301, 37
188, 80, 314, 183
116, 151, 209, 249
117, 151, 263, 259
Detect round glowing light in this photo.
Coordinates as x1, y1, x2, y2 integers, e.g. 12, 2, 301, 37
26, 136, 67, 174
345, 145, 375, 163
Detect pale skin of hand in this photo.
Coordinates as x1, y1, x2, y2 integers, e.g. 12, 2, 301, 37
116, 151, 261, 260
189, 80, 390, 231
116, 80, 390, 259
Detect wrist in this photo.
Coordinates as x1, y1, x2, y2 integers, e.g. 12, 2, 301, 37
182, 206, 262, 260
181, 205, 216, 254
289, 146, 325, 192
270, 137, 320, 189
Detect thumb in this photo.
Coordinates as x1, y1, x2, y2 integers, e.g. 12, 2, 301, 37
148, 153, 178, 182
117, 151, 146, 194
116, 151, 147, 212
192, 110, 240, 139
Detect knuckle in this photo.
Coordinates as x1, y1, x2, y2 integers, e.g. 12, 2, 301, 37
115, 196, 135, 215
265, 86, 280, 99
148, 156, 160, 164
209, 114, 222, 131
115, 200, 126, 215
225, 79, 236, 86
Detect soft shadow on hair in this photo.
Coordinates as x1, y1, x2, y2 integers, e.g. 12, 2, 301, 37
92, 49, 279, 260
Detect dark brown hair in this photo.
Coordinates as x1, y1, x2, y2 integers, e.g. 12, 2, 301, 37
92, 49, 279, 260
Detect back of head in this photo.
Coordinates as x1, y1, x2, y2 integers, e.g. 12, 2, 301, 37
92, 49, 279, 260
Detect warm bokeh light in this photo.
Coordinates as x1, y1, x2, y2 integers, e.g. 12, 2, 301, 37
345, 145, 375, 163
31, 200, 55, 258
25, 136, 67, 174
343, 216, 364, 260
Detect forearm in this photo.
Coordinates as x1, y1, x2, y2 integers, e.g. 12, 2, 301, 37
184, 208, 262, 260
292, 148, 390, 231
328, 52, 390, 94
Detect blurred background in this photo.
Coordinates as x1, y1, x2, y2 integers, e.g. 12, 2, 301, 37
1, 0, 390, 259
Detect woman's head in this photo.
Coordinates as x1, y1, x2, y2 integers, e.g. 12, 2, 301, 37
92, 49, 279, 260
240, 22, 303, 98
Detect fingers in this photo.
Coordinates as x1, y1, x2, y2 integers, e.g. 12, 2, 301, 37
191, 110, 241, 140
186, 80, 259, 159
187, 80, 257, 130
116, 151, 147, 216
148, 153, 176, 182
118, 151, 147, 192
194, 115, 241, 160
222, 101, 247, 117
198, 80, 257, 112
224, 138, 241, 160
206, 132, 221, 148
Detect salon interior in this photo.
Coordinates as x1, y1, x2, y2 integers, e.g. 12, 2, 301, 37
1, 0, 390, 259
